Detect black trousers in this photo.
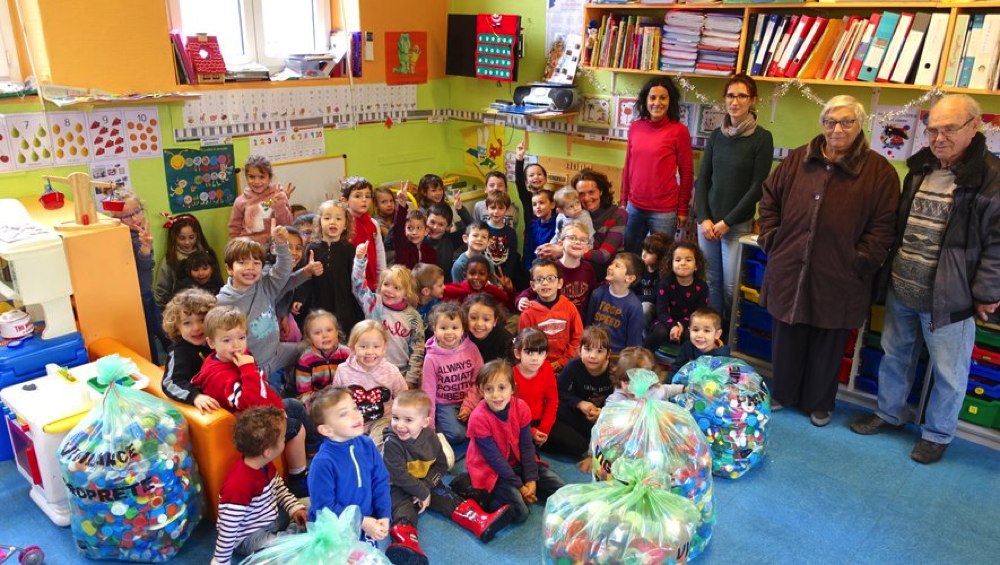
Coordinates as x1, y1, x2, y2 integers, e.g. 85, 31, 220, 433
390, 482, 464, 526
770, 320, 851, 414
541, 412, 593, 457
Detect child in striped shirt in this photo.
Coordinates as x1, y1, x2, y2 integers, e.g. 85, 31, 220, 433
213, 406, 306, 565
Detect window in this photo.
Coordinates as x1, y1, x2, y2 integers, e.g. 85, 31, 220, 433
168, 0, 346, 71
0, 3, 22, 82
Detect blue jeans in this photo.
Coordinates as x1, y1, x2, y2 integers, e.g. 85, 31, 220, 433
625, 203, 676, 254
876, 288, 975, 444
435, 403, 468, 446
698, 220, 752, 318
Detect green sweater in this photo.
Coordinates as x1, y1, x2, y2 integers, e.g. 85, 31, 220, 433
695, 126, 774, 227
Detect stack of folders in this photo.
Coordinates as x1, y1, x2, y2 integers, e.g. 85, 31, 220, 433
660, 11, 704, 73
744, 10, 965, 87
943, 14, 1000, 90
697, 13, 742, 76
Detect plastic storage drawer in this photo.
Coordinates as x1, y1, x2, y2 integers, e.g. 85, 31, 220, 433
748, 247, 767, 264
736, 327, 772, 362
739, 300, 772, 333
743, 260, 765, 289
837, 356, 853, 384
959, 396, 1000, 429
740, 285, 760, 304
869, 304, 886, 334
972, 344, 1000, 367
975, 325, 1000, 349
967, 377, 1000, 401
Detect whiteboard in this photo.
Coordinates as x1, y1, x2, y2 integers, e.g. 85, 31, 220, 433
270, 155, 348, 211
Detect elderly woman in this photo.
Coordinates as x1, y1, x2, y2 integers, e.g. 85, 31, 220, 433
536, 169, 627, 280
621, 76, 694, 253
758, 95, 899, 427
697, 73, 774, 319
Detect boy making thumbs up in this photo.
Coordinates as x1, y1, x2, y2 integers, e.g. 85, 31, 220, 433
218, 219, 321, 393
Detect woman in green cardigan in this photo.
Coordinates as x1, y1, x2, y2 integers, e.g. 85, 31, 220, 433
696, 74, 774, 320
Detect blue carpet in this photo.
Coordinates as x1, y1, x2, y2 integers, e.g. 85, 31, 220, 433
2, 401, 999, 564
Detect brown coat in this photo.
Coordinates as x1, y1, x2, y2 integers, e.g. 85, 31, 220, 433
758, 134, 899, 329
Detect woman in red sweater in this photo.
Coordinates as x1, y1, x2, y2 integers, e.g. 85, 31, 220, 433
621, 76, 694, 254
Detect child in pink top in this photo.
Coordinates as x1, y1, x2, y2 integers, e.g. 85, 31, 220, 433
334, 320, 408, 448
421, 302, 484, 447
228, 155, 294, 244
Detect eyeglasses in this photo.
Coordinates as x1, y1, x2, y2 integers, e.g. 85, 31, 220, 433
532, 275, 559, 284
119, 207, 145, 220
724, 93, 751, 101
821, 118, 858, 130
925, 117, 974, 139
562, 236, 588, 244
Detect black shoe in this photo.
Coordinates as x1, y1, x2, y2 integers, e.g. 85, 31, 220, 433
911, 439, 948, 464
850, 413, 905, 436
286, 471, 309, 498
810, 410, 832, 427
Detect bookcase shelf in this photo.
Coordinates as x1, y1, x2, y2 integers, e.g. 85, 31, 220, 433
583, 1, 1000, 93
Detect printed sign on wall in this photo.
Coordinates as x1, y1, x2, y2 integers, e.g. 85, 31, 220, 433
163, 145, 237, 213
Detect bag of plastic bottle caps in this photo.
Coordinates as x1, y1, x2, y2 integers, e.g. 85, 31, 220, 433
672, 356, 770, 479
590, 369, 715, 559
544, 458, 701, 564
241, 506, 390, 564
58, 355, 202, 562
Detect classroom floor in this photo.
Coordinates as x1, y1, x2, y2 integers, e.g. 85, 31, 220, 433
2, 400, 999, 564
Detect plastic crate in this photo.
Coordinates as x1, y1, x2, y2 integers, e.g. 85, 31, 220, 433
970, 361, 1000, 385
739, 300, 772, 333
837, 355, 852, 384
972, 344, 1000, 367
860, 347, 883, 379
967, 376, 1000, 401
975, 325, 1000, 349
869, 304, 885, 334
855, 374, 878, 395
863, 332, 882, 351
740, 285, 760, 304
736, 327, 772, 361
748, 247, 768, 264
958, 396, 1000, 429
843, 329, 859, 357
743, 259, 765, 289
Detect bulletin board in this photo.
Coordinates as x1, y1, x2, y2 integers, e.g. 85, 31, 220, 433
268, 155, 348, 211
164, 145, 238, 213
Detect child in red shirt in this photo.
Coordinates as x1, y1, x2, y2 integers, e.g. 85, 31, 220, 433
517, 258, 583, 372
512, 328, 558, 448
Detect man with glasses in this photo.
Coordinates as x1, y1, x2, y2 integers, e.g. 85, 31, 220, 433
852, 94, 1000, 464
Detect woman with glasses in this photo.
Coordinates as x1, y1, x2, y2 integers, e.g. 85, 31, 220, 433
695, 73, 774, 322
757, 95, 900, 428
621, 76, 694, 255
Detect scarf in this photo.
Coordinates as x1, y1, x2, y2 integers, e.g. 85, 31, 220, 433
721, 112, 758, 138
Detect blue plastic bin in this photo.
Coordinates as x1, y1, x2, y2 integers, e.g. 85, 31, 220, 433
748, 247, 768, 264
736, 327, 772, 361
743, 259, 765, 289
0, 331, 88, 461
739, 300, 773, 333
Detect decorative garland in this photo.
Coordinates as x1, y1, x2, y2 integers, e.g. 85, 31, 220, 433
578, 69, 998, 134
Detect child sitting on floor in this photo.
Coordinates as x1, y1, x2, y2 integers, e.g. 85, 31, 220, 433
512, 328, 558, 448
192, 306, 311, 497
383, 390, 514, 565
606, 346, 683, 404
444, 255, 513, 309
425, 202, 470, 282
175, 250, 223, 297
451, 221, 495, 283
669, 307, 731, 377
161, 288, 220, 413
464, 292, 513, 364
294, 310, 351, 405
473, 171, 519, 230
459, 360, 566, 524
307, 387, 391, 543
518, 259, 583, 373
517, 223, 596, 317
421, 302, 484, 446
393, 186, 439, 269
413, 263, 446, 330
212, 406, 306, 565
636, 233, 671, 325
586, 252, 645, 353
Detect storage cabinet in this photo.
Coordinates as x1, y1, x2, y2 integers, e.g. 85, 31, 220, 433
728, 234, 1000, 449
583, 2, 1000, 94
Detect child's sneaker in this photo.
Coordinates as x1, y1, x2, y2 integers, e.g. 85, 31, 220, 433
286, 471, 309, 498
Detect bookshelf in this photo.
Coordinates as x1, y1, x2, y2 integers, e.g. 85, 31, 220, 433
582, 2, 1000, 93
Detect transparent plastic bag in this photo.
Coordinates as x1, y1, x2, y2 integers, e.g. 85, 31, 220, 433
58, 355, 202, 562
544, 459, 701, 564
590, 369, 715, 559
241, 506, 390, 565
673, 356, 770, 479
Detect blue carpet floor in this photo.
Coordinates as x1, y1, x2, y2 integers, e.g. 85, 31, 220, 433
2, 401, 999, 564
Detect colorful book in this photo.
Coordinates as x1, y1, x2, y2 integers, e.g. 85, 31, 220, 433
858, 12, 900, 82
801, 17, 845, 80
845, 13, 881, 81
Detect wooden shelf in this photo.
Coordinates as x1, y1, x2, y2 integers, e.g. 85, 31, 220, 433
585, 2, 1000, 94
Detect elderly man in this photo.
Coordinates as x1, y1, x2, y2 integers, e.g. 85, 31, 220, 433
851, 94, 1000, 464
